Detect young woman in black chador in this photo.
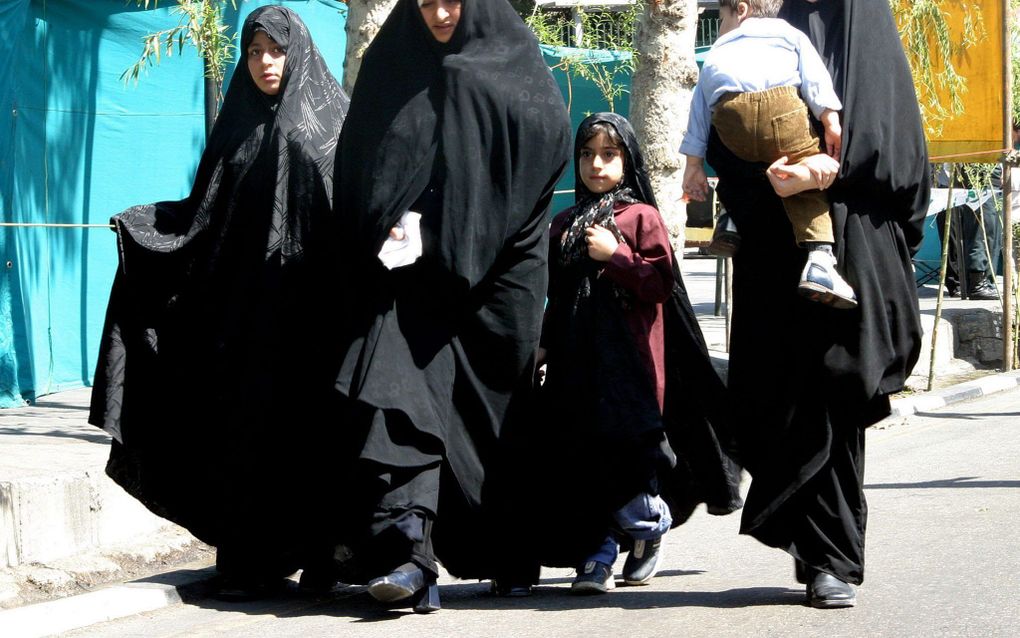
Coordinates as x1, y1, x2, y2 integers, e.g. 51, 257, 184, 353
89, 6, 349, 600
329, 0, 571, 613
522, 113, 741, 594
707, 0, 929, 608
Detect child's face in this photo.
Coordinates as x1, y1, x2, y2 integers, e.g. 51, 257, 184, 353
579, 131, 625, 195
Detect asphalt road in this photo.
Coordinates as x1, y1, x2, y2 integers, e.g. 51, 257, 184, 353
61, 389, 1020, 638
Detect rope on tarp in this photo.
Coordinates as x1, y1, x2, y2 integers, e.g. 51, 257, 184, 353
0, 222, 114, 228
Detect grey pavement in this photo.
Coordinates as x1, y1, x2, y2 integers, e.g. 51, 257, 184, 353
1, 252, 1018, 636
48, 386, 1020, 637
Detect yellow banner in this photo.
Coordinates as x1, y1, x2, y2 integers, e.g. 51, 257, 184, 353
898, 1, 1010, 163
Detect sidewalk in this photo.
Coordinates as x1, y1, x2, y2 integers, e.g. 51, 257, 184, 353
1, 253, 1017, 633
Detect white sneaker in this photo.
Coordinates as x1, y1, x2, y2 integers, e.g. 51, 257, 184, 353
798, 248, 858, 309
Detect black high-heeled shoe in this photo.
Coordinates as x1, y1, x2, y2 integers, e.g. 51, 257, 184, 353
366, 562, 441, 613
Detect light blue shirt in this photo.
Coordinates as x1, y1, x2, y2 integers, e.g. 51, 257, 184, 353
680, 17, 842, 158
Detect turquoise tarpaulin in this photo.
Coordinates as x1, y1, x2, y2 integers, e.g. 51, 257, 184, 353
543, 44, 711, 213
0, 0, 347, 406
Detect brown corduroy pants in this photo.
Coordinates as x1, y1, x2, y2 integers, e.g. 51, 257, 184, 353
712, 85, 833, 245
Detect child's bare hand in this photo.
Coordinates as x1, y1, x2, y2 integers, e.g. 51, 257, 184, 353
820, 108, 842, 159
389, 226, 405, 241
683, 159, 710, 202
585, 225, 619, 262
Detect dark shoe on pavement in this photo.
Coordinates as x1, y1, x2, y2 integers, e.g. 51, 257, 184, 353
571, 560, 615, 594
490, 580, 534, 597
708, 212, 741, 258
806, 571, 857, 609
367, 562, 440, 613
622, 537, 663, 585
297, 563, 343, 595
966, 274, 998, 300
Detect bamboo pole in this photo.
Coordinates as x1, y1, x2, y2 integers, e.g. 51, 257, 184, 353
1002, 0, 1015, 371
928, 165, 958, 391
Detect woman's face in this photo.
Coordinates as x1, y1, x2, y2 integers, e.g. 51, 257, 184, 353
579, 131, 625, 194
420, 0, 462, 43
247, 31, 287, 95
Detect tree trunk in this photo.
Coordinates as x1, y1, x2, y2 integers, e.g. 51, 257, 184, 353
630, 0, 699, 254
342, 0, 401, 95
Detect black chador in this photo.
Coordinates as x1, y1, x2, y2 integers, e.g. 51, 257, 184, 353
329, 0, 572, 599
89, 6, 349, 583
708, 0, 929, 587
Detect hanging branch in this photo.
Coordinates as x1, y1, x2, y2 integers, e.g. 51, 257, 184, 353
524, 3, 639, 113
891, 0, 984, 137
122, 1, 239, 108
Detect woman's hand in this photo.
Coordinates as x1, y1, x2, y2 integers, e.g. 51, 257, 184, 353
767, 153, 839, 198
534, 347, 548, 386
585, 225, 620, 262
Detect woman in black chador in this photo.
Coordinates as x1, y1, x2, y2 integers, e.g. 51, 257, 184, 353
89, 6, 349, 599
706, 0, 929, 608
329, 0, 570, 613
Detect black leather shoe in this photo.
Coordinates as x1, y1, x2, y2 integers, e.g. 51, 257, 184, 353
806, 571, 856, 609
490, 580, 533, 597
367, 562, 441, 613
967, 278, 998, 300
298, 563, 343, 595
708, 212, 741, 258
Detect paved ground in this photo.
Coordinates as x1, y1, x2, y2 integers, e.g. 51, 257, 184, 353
2, 253, 1018, 636
41, 387, 1020, 638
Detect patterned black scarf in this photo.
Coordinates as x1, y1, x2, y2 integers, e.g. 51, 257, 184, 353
558, 185, 638, 306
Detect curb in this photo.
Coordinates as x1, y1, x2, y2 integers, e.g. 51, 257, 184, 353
888, 369, 1020, 418
0, 565, 216, 638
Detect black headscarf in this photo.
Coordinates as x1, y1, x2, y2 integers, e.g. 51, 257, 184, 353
90, 6, 349, 553
558, 112, 653, 270
335, 0, 571, 290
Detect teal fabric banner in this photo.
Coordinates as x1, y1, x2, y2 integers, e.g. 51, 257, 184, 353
0, 1, 347, 405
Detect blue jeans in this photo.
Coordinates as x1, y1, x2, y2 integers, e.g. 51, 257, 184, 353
583, 493, 672, 567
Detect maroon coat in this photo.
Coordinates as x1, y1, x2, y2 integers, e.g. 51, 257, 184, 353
549, 201, 673, 410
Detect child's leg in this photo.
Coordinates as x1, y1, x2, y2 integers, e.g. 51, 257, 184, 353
782, 192, 858, 308
571, 533, 619, 594
781, 191, 834, 246
613, 492, 671, 585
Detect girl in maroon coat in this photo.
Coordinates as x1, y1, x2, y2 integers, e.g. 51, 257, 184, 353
539, 113, 682, 594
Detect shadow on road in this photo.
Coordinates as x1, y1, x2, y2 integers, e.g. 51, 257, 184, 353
184, 577, 805, 622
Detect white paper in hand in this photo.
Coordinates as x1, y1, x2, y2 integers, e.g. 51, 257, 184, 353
377, 211, 423, 269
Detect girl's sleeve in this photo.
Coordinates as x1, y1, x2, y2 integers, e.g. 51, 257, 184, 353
603, 204, 674, 303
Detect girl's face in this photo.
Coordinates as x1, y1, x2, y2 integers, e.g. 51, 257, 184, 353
247, 31, 287, 95
579, 131, 625, 194
420, 0, 462, 43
